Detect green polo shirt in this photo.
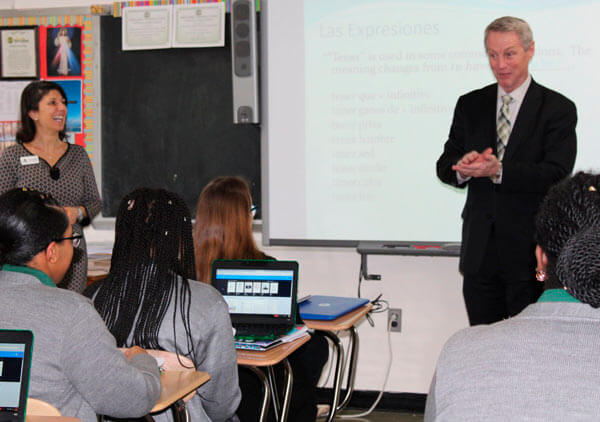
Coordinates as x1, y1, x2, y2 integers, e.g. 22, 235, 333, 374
1, 264, 56, 288
537, 288, 580, 303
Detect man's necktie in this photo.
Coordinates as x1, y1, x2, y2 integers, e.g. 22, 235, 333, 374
496, 95, 512, 161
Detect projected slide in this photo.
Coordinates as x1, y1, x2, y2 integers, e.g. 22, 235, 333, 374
264, 0, 600, 244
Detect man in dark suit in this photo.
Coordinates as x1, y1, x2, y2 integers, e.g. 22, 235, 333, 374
437, 16, 577, 326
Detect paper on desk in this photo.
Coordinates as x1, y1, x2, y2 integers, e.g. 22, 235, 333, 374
281, 325, 308, 342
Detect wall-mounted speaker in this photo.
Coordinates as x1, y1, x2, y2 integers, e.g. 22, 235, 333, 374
231, 0, 259, 124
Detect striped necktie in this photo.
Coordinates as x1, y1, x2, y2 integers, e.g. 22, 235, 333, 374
496, 95, 512, 161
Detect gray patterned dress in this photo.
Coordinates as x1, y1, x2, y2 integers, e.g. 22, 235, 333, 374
0, 142, 101, 292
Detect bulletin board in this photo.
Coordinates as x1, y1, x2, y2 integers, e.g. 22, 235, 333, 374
0, 14, 97, 157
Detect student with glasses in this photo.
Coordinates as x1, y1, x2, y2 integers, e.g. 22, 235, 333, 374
0, 81, 101, 293
0, 188, 161, 421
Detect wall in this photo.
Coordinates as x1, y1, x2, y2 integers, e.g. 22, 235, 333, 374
0, 0, 469, 395
1, 0, 111, 9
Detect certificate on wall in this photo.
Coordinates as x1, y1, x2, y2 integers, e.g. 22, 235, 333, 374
172, 2, 225, 48
0, 26, 38, 79
122, 5, 172, 50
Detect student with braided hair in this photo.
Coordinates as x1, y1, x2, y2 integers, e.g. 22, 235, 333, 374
425, 172, 600, 421
556, 226, 600, 307
85, 188, 240, 422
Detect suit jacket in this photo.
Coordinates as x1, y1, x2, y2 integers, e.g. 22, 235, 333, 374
437, 80, 577, 277
424, 301, 600, 421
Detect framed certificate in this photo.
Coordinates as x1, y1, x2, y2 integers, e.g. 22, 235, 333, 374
0, 26, 39, 80
122, 5, 172, 50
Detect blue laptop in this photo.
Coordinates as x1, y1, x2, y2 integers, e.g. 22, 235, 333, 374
299, 296, 369, 321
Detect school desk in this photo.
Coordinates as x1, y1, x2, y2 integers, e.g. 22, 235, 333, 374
86, 254, 110, 286
303, 302, 373, 421
237, 334, 311, 422
151, 370, 211, 413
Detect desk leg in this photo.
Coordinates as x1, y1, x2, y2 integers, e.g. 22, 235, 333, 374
320, 330, 345, 422
267, 365, 280, 420
280, 358, 294, 422
244, 365, 271, 422
337, 325, 359, 412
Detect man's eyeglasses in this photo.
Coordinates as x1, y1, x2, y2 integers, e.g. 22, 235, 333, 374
53, 234, 83, 248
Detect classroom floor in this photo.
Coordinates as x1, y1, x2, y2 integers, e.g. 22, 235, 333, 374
321, 409, 424, 421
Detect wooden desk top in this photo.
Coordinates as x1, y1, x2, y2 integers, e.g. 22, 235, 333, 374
302, 303, 373, 331
86, 254, 111, 285
26, 417, 80, 422
237, 334, 310, 367
151, 370, 211, 413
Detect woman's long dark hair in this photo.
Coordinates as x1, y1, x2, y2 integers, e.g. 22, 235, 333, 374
91, 188, 197, 362
17, 81, 68, 143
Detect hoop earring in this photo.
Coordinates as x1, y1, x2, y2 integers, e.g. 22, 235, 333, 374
535, 270, 547, 282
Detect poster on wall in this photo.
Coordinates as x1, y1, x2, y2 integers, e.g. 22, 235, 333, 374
0, 80, 29, 153
0, 26, 39, 79
39, 26, 82, 79
52, 79, 82, 136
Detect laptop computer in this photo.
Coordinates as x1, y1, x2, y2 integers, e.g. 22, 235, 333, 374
0, 330, 33, 422
212, 260, 299, 340
299, 295, 370, 321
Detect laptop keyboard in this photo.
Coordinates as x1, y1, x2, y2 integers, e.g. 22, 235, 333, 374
234, 324, 291, 338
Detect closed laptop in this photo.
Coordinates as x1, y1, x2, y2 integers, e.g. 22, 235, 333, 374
299, 295, 369, 321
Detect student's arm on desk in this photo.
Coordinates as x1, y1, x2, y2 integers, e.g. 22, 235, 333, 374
60, 300, 161, 418
193, 291, 241, 421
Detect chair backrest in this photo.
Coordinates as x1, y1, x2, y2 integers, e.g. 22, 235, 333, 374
146, 350, 197, 402
27, 398, 62, 416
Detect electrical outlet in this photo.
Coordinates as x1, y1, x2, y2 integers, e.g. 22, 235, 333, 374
388, 308, 402, 332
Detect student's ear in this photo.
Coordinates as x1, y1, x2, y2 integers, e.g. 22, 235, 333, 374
535, 245, 548, 271
45, 241, 60, 264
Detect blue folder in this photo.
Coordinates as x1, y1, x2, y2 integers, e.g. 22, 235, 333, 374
299, 295, 370, 321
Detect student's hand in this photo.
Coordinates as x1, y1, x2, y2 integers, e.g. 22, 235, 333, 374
122, 346, 148, 360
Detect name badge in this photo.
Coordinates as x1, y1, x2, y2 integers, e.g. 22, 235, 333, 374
20, 156, 39, 166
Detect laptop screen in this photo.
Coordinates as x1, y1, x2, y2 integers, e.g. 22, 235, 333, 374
0, 330, 33, 421
212, 260, 298, 324
0, 343, 26, 411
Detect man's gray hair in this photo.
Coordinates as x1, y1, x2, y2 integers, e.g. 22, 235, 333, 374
485, 16, 533, 51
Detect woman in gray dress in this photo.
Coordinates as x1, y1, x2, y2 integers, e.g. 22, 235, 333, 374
0, 81, 101, 292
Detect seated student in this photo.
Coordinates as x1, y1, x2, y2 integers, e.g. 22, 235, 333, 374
194, 176, 329, 422
85, 188, 240, 422
425, 172, 600, 421
0, 188, 160, 421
